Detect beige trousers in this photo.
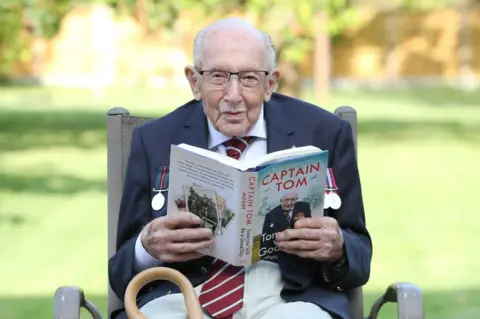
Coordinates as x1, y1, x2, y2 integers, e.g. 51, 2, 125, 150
140, 261, 333, 319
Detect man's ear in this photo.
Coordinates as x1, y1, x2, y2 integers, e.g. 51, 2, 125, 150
264, 68, 280, 102
185, 66, 202, 101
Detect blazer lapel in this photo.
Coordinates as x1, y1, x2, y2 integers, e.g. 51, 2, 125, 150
170, 100, 209, 151
264, 98, 296, 154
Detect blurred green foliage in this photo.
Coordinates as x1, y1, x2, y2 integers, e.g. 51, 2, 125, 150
0, 0, 473, 81
0, 0, 356, 80
0, 0, 88, 77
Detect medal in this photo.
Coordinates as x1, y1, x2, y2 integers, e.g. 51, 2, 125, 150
151, 192, 165, 211
330, 192, 342, 209
325, 168, 341, 210
324, 191, 331, 209
151, 165, 169, 211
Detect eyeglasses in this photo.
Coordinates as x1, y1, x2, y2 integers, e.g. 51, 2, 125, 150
196, 69, 269, 90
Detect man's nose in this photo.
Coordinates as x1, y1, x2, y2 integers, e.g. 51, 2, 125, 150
224, 75, 242, 102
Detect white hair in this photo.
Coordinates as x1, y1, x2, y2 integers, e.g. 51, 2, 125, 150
193, 17, 277, 72
281, 191, 299, 200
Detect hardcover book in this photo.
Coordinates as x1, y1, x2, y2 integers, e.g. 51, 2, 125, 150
167, 143, 329, 266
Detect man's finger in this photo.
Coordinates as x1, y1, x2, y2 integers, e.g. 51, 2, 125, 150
275, 228, 320, 241
169, 228, 213, 242
162, 212, 201, 229
275, 239, 319, 251
294, 216, 337, 229
164, 238, 215, 254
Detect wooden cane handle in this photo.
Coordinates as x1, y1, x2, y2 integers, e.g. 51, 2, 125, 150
124, 267, 203, 319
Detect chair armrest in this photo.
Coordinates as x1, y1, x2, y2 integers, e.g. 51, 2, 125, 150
54, 286, 103, 319
367, 282, 424, 319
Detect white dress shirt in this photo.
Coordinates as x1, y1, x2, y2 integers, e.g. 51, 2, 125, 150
133, 106, 268, 271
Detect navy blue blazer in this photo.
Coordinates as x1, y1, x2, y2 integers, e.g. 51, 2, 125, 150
108, 92, 372, 319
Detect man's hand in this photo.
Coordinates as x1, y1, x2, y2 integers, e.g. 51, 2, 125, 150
274, 217, 344, 262
141, 212, 214, 263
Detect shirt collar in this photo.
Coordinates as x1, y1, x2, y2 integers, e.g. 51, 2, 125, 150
206, 104, 267, 150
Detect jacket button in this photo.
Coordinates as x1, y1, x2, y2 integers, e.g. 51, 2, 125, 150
200, 266, 208, 276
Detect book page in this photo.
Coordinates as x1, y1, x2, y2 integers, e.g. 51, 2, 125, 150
176, 143, 322, 172
167, 145, 243, 264
176, 144, 243, 170
240, 145, 322, 171
250, 151, 329, 264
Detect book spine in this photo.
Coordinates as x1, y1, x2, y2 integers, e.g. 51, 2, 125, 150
237, 171, 258, 266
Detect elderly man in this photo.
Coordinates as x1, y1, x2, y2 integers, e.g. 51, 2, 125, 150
109, 17, 372, 319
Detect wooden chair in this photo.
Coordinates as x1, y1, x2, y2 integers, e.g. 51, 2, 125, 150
53, 106, 425, 319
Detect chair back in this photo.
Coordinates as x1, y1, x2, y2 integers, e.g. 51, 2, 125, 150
107, 107, 154, 315
333, 106, 363, 319
106, 105, 363, 318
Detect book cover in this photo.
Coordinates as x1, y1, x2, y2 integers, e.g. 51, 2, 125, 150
250, 151, 329, 264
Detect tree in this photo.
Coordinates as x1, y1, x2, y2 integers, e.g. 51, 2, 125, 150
0, 0, 88, 79
242, 0, 355, 98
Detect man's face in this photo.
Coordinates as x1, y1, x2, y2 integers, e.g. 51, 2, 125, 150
280, 195, 298, 212
186, 27, 279, 137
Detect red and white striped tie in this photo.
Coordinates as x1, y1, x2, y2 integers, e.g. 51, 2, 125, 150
199, 259, 246, 318
199, 136, 253, 318
222, 136, 253, 160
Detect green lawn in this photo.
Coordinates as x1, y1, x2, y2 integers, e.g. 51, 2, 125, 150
0, 85, 479, 318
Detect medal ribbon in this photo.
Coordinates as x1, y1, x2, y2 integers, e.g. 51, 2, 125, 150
155, 166, 169, 191
327, 168, 338, 192
325, 168, 339, 198
324, 168, 333, 209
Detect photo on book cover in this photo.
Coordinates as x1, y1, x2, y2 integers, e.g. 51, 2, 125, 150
220, 208, 235, 231
251, 153, 329, 263
215, 194, 226, 235
187, 183, 236, 235
183, 185, 220, 236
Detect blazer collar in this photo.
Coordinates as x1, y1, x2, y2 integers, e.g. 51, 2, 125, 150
264, 97, 296, 153
171, 96, 296, 154
171, 100, 209, 150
